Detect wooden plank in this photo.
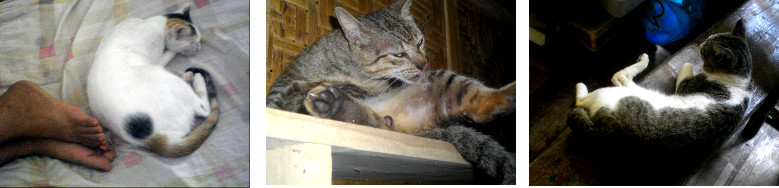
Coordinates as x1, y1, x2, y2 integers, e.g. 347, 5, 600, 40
727, 124, 779, 185
266, 108, 470, 165
266, 143, 333, 185
330, 146, 472, 184
686, 122, 779, 185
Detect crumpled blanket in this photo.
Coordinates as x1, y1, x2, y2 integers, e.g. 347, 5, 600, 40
0, 0, 249, 186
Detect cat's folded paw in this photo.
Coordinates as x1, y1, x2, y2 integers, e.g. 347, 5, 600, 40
178, 43, 201, 56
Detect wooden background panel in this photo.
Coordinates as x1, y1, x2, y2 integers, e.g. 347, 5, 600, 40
266, 0, 448, 93
450, 0, 515, 88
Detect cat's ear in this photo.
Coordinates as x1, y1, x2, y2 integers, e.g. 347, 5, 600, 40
391, 0, 413, 18
335, 7, 368, 45
168, 22, 192, 40
732, 19, 746, 37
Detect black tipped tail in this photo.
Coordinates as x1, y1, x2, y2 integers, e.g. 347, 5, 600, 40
185, 67, 216, 100
415, 125, 516, 185
126, 113, 153, 139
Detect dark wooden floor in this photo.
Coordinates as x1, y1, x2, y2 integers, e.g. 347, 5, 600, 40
530, 0, 779, 185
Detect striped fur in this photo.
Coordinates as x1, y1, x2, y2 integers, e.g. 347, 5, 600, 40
267, 0, 516, 184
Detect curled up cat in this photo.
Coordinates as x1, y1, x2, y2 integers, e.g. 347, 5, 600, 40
266, 0, 516, 184
87, 6, 219, 157
568, 19, 751, 153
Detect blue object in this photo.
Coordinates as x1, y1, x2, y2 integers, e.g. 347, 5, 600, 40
641, 0, 704, 45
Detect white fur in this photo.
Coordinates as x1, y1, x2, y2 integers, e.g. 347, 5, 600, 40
576, 53, 749, 117
87, 13, 208, 147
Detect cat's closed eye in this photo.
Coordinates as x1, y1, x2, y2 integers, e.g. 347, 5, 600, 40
394, 53, 406, 57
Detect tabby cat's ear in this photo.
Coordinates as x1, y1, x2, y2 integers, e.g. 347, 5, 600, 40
732, 19, 746, 37
391, 0, 413, 18
335, 7, 368, 45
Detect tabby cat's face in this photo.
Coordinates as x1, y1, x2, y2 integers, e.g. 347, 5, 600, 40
699, 20, 751, 77
337, 0, 427, 84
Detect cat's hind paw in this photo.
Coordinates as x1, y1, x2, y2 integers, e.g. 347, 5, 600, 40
611, 70, 632, 87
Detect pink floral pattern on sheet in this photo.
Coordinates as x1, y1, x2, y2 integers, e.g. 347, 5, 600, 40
67, 37, 75, 61
212, 164, 235, 180
221, 83, 238, 97
195, 0, 210, 9
122, 151, 143, 168
39, 45, 55, 58
34, 179, 49, 187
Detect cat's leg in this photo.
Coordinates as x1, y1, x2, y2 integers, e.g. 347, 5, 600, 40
426, 71, 515, 124
191, 73, 211, 116
575, 82, 593, 108
676, 63, 694, 93
304, 84, 391, 129
181, 70, 195, 84
576, 82, 589, 99
612, 53, 649, 87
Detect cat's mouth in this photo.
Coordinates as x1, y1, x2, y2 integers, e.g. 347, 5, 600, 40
409, 71, 423, 81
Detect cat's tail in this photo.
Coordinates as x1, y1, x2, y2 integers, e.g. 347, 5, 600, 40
147, 67, 220, 157
415, 125, 516, 185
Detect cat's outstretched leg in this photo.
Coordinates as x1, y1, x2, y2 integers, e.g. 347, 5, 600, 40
304, 84, 392, 129
676, 63, 694, 93
612, 53, 649, 87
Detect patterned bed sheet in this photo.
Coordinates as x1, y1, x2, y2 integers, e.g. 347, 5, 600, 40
0, 0, 249, 186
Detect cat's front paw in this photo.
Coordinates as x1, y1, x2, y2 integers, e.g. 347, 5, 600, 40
304, 85, 343, 119
178, 43, 201, 56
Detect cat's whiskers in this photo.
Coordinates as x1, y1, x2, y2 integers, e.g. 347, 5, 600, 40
378, 73, 403, 95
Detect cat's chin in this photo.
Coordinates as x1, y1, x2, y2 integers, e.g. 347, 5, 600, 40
406, 71, 423, 82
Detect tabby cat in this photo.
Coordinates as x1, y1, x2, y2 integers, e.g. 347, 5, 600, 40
568, 20, 751, 152
88, 6, 219, 157
266, 0, 516, 184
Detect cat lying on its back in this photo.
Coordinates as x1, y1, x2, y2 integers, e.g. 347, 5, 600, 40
88, 6, 219, 157
267, 0, 515, 184
568, 20, 752, 153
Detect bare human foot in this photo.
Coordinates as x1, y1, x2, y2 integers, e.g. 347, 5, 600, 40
0, 139, 116, 171
0, 81, 107, 150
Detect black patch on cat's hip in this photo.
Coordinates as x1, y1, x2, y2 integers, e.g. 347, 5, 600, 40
126, 113, 153, 139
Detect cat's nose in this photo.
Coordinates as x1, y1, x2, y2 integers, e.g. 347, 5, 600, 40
414, 59, 427, 70
415, 62, 426, 70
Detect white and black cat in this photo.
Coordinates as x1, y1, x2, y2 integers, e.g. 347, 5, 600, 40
87, 6, 219, 157
568, 20, 752, 152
